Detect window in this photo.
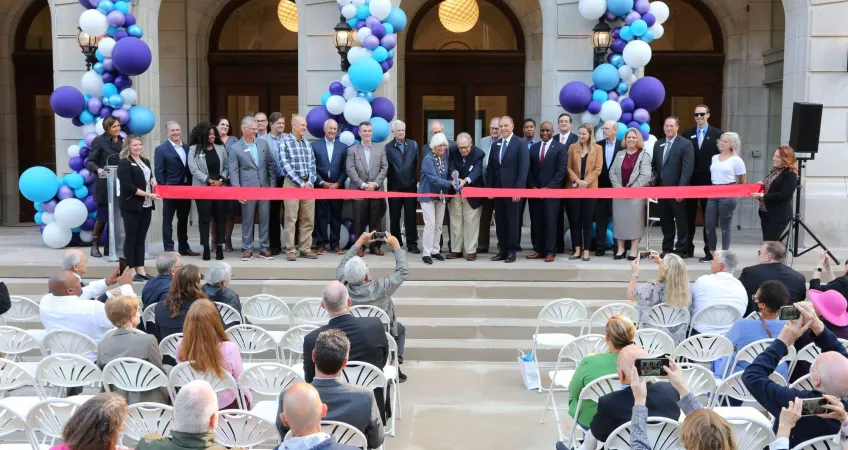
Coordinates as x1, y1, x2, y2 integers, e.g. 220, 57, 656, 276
412, 0, 518, 51
217, 0, 297, 51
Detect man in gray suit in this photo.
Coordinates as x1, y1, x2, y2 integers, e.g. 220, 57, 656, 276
275, 329, 384, 449
228, 116, 278, 261
346, 121, 388, 256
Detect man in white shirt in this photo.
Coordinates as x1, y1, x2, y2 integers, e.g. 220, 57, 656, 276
690, 250, 748, 333
61, 249, 133, 301
40, 270, 135, 361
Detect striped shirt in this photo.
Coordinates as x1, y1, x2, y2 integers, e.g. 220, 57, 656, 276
280, 133, 316, 186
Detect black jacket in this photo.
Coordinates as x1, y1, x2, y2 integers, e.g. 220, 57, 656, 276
739, 263, 808, 315
202, 283, 242, 328
761, 168, 798, 223
486, 136, 530, 189
596, 139, 622, 188
117, 156, 156, 212
0, 282, 9, 316
810, 275, 848, 300
153, 299, 196, 342
590, 382, 681, 442
652, 136, 695, 187
682, 125, 723, 186
529, 140, 567, 189
447, 144, 485, 208
86, 134, 123, 204
384, 139, 420, 191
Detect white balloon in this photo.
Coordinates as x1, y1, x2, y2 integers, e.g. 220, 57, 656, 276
81, 71, 104, 97
580, 111, 601, 126
79, 229, 93, 243
121, 88, 138, 106
326, 95, 347, 115
41, 212, 54, 224
341, 4, 357, 19
98, 37, 116, 57
645, 134, 658, 156
67, 145, 81, 158
650, 23, 664, 39
618, 65, 633, 80
42, 222, 73, 249
79, 9, 108, 37
339, 131, 356, 146
599, 100, 623, 122
347, 47, 364, 64
343, 97, 372, 126
578, 0, 607, 20
622, 39, 652, 69
82, 124, 96, 135
341, 74, 352, 88
95, 118, 105, 136
356, 27, 372, 44
649, 1, 670, 24
369, 0, 392, 21
337, 0, 353, 5
352, 0, 366, 6
382, 72, 390, 84
343, 86, 358, 100
54, 198, 89, 229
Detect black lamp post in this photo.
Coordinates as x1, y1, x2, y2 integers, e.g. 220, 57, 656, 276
592, 19, 612, 68
333, 16, 354, 72
77, 27, 101, 71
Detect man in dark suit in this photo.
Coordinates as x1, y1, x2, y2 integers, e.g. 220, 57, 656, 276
384, 120, 420, 254
260, 112, 286, 256
446, 133, 485, 261
154, 121, 198, 256
594, 120, 622, 256
521, 118, 538, 247
554, 113, 578, 254
487, 116, 530, 263
527, 121, 566, 262
739, 241, 807, 315
652, 117, 695, 257
312, 119, 348, 255
682, 105, 723, 262
477, 117, 501, 253
303, 281, 390, 423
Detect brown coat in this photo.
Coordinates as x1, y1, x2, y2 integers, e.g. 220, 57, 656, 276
567, 143, 604, 188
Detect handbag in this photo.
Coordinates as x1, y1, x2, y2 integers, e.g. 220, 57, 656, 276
517, 349, 541, 390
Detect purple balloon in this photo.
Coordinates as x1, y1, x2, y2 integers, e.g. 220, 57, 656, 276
620, 97, 636, 113
69, 156, 85, 172
363, 35, 380, 50
642, 13, 656, 27
355, 21, 366, 30
587, 101, 602, 115
365, 16, 381, 28
79, 168, 92, 183
113, 30, 129, 41
628, 121, 640, 129
608, 92, 619, 101
635, 0, 651, 15
72, 117, 84, 127
640, 129, 650, 140
611, 38, 627, 54
99, 107, 113, 119
629, 76, 666, 111
88, 0, 100, 6
329, 81, 344, 96
559, 81, 592, 114
50, 86, 86, 119
103, 58, 115, 72
42, 199, 57, 213
605, 10, 618, 21
80, 0, 95, 8
371, 97, 395, 122
79, 146, 91, 159
123, 13, 136, 26
112, 108, 130, 125
107, 10, 125, 27
620, 112, 633, 124
102, 72, 115, 84
612, 27, 621, 39
40, 224, 46, 233
370, 23, 386, 39
84, 132, 98, 146
306, 106, 333, 138
119, 131, 127, 139
87, 97, 102, 115
115, 75, 132, 90
633, 108, 650, 124
57, 185, 75, 200
378, 60, 389, 72
112, 37, 152, 76
625, 11, 642, 25
81, 217, 96, 231
380, 34, 397, 50
84, 196, 98, 212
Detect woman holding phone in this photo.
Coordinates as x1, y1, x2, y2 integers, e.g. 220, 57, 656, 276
626, 250, 692, 344
116, 135, 160, 281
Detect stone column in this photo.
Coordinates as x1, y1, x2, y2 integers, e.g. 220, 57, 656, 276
0, 0, 23, 224
540, 0, 593, 123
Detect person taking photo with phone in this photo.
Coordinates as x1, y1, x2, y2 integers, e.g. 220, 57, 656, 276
627, 250, 692, 345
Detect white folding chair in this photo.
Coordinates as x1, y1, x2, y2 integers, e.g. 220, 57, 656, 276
710, 371, 786, 407
0, 358, 44, 422
0, 402, 29, 447
284, 420, 368, 449
238, 363, 303, 424
635, 328, 676, 357
678, 363, 718, 402
728, 338, 796, 379
25, 398, 79, 449
644, 304, 691, 338
384, 331, 402, 437
532, 299, 588, 393
214, 302, 243, 326
123, 402, 174, 443
688, 305, 742, 336
226, 324, 281, 362
292, 298, 329, 325
215, 409, 279, 449
673, 334, 733, 374
0, 326, 44, 362
0, 296, 40, 326
605, 416, 682, 450
35, 353, 102, 400
564, 374, 620, 447
789, 374, 816, 391
168, 361, 244, 409
790, 435, 841, 450
159, 333, 183, 362
587, 303, 638, 334
791, 342, 826, 378
342, 361, 388, 392
42, 330, 98, 356
350, 305, 391, 332
242, 294, 293, 331
280, 325, 318, 378
724, 414, 776, 450
746, 311, 762, 320
142, 304, 157, 326
102, 357, 169, 397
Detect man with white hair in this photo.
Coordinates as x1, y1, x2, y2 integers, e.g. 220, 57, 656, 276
275, 382, 359, 450
201, 262, 241, 327
385, 120, 421, 254
689, 250, 748, 333
137, 380, 239, 450
743, 301, 848, 448
446, 132, 485, 261
62, 248, 134, 301
312, 118, 348, 255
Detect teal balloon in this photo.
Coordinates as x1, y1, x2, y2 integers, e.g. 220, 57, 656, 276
79, 111, 95, 125
102, 83, 118, 97
321, 92, 331, 106
357, 91, 374, 103
127, 25, 143, 38
631, 19, 648, 37
19, 166, 60, 203
641, 30, 655, 44
78, 140, 86, 148
348, 58, 383, 93
620, 26, 634, 41
65, 173, 85, 189
347, 17, 359, 27
127, 105, 156, 135
74, 186, 89, 199
639, 122, 650, 134
97, 0, 115, 13
592, 63, 621, 91
88, 211, 97, 219
108, 94, 124, 109
35, 212, 44, 225
372, 46, 388, 62
387, 50, 395, 59
107, 26, 118, 36
607, 0, 634, 16
616, 81, 629, 95
34, 202, 44, 212
591, 89, 608, 103
72, 227, 81, 233
385, 7, 407, 32
95, 49, 105, 62
114, 1, 130, 13
370, 117, 390, 142
616, 123, 628, 140
383, 23, 394, 35
610, 54, 624, 68
356, 4, 370, 19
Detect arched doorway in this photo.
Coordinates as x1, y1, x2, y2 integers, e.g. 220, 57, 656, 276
405, 0, 525, 146
209, 0, 298, 135
12, 0, 53, 223
644, 0, 724, 133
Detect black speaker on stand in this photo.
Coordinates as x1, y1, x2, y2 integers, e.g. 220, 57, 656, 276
781, 102, 840, 265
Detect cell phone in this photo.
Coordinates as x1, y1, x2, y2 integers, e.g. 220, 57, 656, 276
639, 251, 653, 260
635, 357, 670, 377
117, 258, 127, 274
801, 397, 829, 416
372, 231, 386, 241
778, 305, 801, 321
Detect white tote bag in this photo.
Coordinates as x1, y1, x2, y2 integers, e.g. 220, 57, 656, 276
518, 349, 540, 390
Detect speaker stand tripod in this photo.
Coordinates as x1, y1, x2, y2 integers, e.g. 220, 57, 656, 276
781, 159, 840, 266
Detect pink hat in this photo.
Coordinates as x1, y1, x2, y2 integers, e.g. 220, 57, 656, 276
809, 289, 848, 327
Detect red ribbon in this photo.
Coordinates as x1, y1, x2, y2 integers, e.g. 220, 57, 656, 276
155, 183, 763, 201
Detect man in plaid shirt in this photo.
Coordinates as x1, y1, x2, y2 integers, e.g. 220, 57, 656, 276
281, 116, 318, 261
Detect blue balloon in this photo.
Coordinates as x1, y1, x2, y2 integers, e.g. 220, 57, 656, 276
357, 91, 374, 103
639, 122, 651, 134
97, 0, 115, 13
78, 140, 86, 148
72, 227, 82, 233
372, 46, 388, 62
387, 50, 395, 59
384, 7, 408, 32
347, 17, 359, 28
35, 212, 44, 225
592, 63, 620, 91
79, 111, 95, 124
126, 25, 143, 38
114, 0, 129, 13
383, 23, 394, 35
95, 49, 105, 62
34, 202, 44, 212
107, 26, 119, 36
127, 105, 156, 135
356, 4, 370, 19
93, 62, 105, 74
74, 186, 89, 199
607, 0, 634, 16
610, 54, 624, 68
65, 173, 85, 189
18, 166, 61, 203
620, 26, 634, 41
102, 83, 118, 97
321, 92, 331, 106
641, 30, 655, 44
370, 117, 390, 142
616, 123, 628, 140
631, 19, 648, 37
348, 58, 383, 93
88, 211, 97, 219
591, 89, 608, 103
616, 81, 629, 95
108, 94, 124, 109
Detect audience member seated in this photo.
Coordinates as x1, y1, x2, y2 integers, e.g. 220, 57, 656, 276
772, 396, 848, 450
712, 280, 789, 380
338, 231, 408, 380
739, 241, 806, 316
41, 270, 134, 361
276, 329, 384, 449
202, 262, 242, 327
97, 295, 169, 404
175, 299, 250, 409
137, 380, 243, 450
48, 393, 128, 450
154, 264, 207, 342
742, 301, 848, 447
809, 289, 848, 339
690, 250, 748, 333
142, 252, 182, 309
811, 250, 848, 300
627, 251, 692, 344
304, 281, 389, 424
274, 382, 359, 450
567, 315, 637, 431
0, 281, 9, 316
62, 249, 135, 301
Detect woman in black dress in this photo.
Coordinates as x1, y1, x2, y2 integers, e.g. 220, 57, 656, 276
751, 146, 799, 241
117, 135, 161, 281
85, 116, 123, 257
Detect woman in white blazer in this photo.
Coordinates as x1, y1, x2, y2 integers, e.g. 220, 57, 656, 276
609, 128, 653, 260
188, 122, 229, 261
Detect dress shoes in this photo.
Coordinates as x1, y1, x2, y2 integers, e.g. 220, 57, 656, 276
132, 274, 148, 283
270, 248, 282, 256
477, 247, 489, 254
432, 253, 445, 261
301, 251, 318, 259
446, 252, 462, 259
568, 255, 581, 260
491, 253, 507, 261
242, 251, 253, 261
466, 253, 477, 261
202, 247, 211, 261
505, 253, 517, 263
595, 249, 606, 257
333, 247, 344, 254
398, 369, 407, 383
316, 247, 325, 255
525, 252, 541, 260
216, 246, 224, 261
698, 255, 713, 263
407, 245, 421, 254
613, 253, 625, 260
286, 252, 297, 262
674, 250, 693, 259
422, 256, 433, 265
179, 249, 200, 257
545, 254, 556, 262
258, 250, 274, 260
370, 248, 385, 256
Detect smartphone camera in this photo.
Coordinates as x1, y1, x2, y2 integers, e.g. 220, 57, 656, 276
373, 231, 387, 241
778, 305, 801, 321
801, 397, 829, 416
635, 357, 670, 377
639, 251, 653, 260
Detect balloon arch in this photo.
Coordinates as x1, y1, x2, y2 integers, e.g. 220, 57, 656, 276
19, 0, 154, 248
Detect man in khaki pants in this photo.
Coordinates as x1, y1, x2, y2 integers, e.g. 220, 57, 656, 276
446, 133, 486, 261
280, 116, 317, 261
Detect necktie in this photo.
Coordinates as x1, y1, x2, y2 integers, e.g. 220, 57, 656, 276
560, 134, 566, 144
540, 142, 547, 162
698, 129, 704, 148
663, 139, 673, 167
499, 139, 507, 164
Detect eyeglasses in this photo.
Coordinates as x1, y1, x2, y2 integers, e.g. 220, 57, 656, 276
694, 113, 707, 117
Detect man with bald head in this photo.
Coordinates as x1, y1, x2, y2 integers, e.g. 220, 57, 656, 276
275, 382, 358, 450
313, 118, 348, 255
421, 120, 445, 160
527, 121, 566, 262
743, 301, 848, 447
594, 120, 622, 257
281, 115, 318, 261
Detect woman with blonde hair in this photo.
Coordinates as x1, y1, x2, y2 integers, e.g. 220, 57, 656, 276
153, 264, 208, 342
609, 128, 653, 260
176, 299, 250, 409
627, 250, 692, 344
702, 132, 746, 262
49, 393, 128, 450
116, 134, 161, 281
566, 123, 603, 261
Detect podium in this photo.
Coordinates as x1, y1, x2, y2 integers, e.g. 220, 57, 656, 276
104, 165, 127, 262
